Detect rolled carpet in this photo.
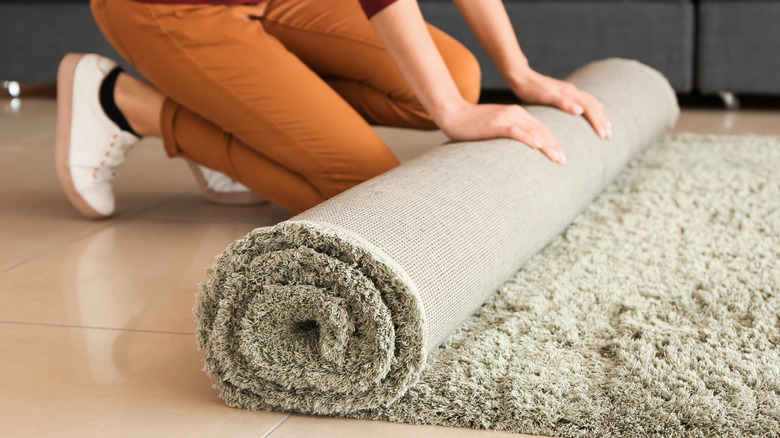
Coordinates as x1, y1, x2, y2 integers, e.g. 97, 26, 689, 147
195, 58, 680, 415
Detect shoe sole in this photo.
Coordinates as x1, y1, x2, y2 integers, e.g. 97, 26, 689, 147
185, 160, 268, 206
55, 53, 112, 220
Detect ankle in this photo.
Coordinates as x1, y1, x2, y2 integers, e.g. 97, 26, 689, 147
114, 73, 164, 138
100, 69, 141, 138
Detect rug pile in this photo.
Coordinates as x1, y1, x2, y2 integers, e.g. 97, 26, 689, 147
357, 134, 780, 438
195, 59, 679, 415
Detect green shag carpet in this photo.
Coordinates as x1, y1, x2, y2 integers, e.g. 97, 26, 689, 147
354, 134, 780, 438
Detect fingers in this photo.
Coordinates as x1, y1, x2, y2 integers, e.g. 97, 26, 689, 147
574, 91, 611, 140
582, 97, 611, 139
552, 84, 612, 140
533, 123, 566, 165
556, 95, 584, 117
441, 102, 567, 165
502, 108, 566, 165
514, 74, 611, 141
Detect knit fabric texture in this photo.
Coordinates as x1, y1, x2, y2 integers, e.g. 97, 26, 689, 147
195, 59, 679, 415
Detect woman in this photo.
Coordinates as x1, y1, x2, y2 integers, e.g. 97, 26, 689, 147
56, 0, 610, 219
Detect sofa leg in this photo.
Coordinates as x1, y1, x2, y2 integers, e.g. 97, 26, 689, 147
717, 91, 740, 110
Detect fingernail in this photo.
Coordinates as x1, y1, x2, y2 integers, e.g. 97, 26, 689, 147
560, 153, 567, 165
607, 128, 613, 139
535, 139, 543, 149
599, 128, 607, 139
572, 104, 584, 116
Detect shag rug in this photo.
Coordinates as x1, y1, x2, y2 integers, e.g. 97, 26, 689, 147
351, 134, 780, 437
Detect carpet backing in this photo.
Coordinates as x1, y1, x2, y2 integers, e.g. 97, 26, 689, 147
195, 59, 679, 415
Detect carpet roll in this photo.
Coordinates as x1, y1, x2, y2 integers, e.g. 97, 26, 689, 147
195, 59, 679, 415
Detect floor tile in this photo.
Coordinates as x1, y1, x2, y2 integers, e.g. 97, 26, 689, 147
0, 219, 260, 333
0, 98, 57, 147
671, 109, 780, 136
3, 93, 779, 438
0, 139, 106, 271
138, 190, 292, 224
270, 415, 550, 438
0, 133, 197, 271
374, 126, 448, 163
0, 323, 288, 438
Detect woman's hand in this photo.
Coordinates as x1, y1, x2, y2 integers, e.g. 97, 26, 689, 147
437, 100, 566, 165
509, 69, 612, 139
452, 0, 612, 140
370, 0, 568, 165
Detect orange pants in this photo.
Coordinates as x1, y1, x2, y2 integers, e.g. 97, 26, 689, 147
91, 0, 480, 213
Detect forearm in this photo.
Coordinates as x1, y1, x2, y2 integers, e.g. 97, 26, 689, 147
453, 0, 610, 138
368, 0, 575, 163
369, 0, 466, 126
452, 0, 531, 85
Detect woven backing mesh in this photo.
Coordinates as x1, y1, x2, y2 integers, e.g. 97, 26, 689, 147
294, 59, 679, 352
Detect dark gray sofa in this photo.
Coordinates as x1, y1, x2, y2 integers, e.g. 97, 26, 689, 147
0, 1, 134, 82
422, 0, 695, 92
2, 0, 779, 96
697, 0, 780, 94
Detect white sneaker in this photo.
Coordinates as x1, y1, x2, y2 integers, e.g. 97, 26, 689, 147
185, 160, 266, 206
55, 53, 140, 219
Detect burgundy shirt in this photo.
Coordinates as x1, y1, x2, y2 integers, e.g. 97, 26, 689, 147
134, 0, 399, 18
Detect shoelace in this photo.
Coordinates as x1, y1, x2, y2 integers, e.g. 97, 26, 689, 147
93, 135, 133, 181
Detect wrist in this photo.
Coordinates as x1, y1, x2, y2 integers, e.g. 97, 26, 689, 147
505, 63, 536, 91
430, 96, 470, 131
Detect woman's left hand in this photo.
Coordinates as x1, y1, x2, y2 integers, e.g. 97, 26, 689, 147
509, 69, 612, 140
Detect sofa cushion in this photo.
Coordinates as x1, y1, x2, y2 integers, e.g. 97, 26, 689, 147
421, 0, 694, 92
697, 0, 780, 95
0, 2, 135, 81
1, 0, 696, 92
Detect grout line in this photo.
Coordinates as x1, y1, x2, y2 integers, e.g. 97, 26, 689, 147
261, 414, 293, 438
0, 221, 117, 276
126, 188, 199, 219
0, 320, 194, 336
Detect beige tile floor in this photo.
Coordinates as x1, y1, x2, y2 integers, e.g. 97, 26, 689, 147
1, 96, 778, 437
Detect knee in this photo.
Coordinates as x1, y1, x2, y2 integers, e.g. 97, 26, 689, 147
450, 46, 482, 103
389, 41, 481, 131
365, 29, 481, 131
443, 39, 481, 105
311, 143, 400, 199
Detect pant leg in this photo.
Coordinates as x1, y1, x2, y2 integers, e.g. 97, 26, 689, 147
90, 0, 399, 214
261, 0, 481, 129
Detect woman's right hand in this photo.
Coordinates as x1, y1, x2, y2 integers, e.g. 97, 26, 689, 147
369, 0, 565, 165
436, 100, 566, 165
